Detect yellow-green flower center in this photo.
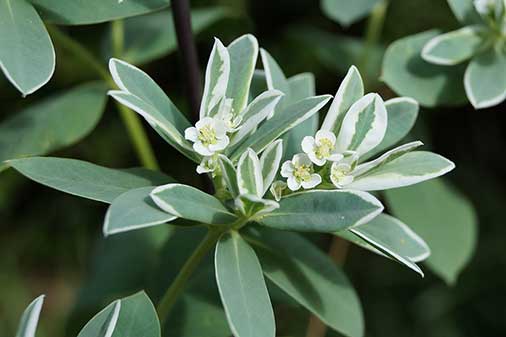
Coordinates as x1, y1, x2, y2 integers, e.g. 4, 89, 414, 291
315, 138, 333, 159
293, 165, 312, 182
198, 125, 217, 146
331, 165, 351, 182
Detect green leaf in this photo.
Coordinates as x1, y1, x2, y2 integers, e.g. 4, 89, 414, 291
15, 295, 44, 337
105, 7, 228, 65
0, 82, 108, 171
244, 227, 364, 337
464, 47, 506, 109
226, 34, 259, 113
447, 0, 482, 24
321, 66, 364, 135
259, 190, 383, 232
361, 97, 419, 161
336, 93, 387, 156
237, 149, 263, 197
218, 155, 239, 197
321, 0, 382, 26
349, 214, 430, 276
215, 231, 275, 337
231, 95, 332, 161
259, 140, 283, 195
103, 187, 177, 236
0, 0, 54, 95
8, 157, 172, 203
200, 38, 230, 118
77, 291, 160, 337
30, 0, 170, 25
349, 151, 455, 191
382, 30, 467, 107
422, 26, 485, 65
260, 48, 291, 106
235, 194, 279, 218
151, 183, 236, 225
385, 179, 478, 284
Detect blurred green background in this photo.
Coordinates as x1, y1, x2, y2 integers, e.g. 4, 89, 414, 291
1, 0, 504, 336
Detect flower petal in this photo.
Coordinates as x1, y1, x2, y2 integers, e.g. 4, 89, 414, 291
184, 127, 198, 142
209, 136, 230, 152
328, 152, 344, 162
293, 153, 312, 167
301, 174, 322, 189
194, 142, 213, 156
315, 130, 336, 145
196, 117, 213, 129
301, 136, 316, 154
287, 177, 301, 191
308, 152, 326, 166
281, 161, 294, 177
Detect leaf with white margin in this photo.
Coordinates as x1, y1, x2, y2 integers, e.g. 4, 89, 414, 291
321, 66, 364, 135
228, 90, 284, 149
151, 183, 236, 225
422, 26, 485, 65
361, 97, 419, 161
464, 47, 506, 109
353, 141, 423, 177
321, 0, 382, 26
260, 140, 283, 195
77, 291, 160, 337
103, 186, 177, 236
200, 38, 230, 118
259, 190, 383, 233
260, 48, 290, 107
218, 155, 239, 197
348, 151, 455, 191
0, 0, 55, 96
447, 0, 483, 24
215, 231, 275, 337
336, 93, 387, 156
237, 149, 263, 197
15, 295, 44, 337
226, 34, 259, 113
235, 194, 279, 218
231, 95, 332, 161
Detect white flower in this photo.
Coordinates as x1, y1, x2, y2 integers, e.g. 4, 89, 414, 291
301, 130, 343, 166
212, 97, 242, 132
196, 156, 219, 175
184, 117, 230, 156
281, 154, 322, 191
330, 152, 359, 188
474, 0, 496, 14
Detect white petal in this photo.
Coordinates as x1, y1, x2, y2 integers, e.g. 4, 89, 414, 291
209, 136, 229, 152
196, 117, 213, 129
339, 175, 354, 186
308, 152, 326, 166
194, 142, 213, 156
293, 153, 312, 167
315, 130, 336, 145
301, 136, 316, 154
328, 152, 344, 162
301, 174, 322, 189
281, 161, 294, 177
287, 177, 301, 191
184, 127, 198, 142
213, 119, 228, 137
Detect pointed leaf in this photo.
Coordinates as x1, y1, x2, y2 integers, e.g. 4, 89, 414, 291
321, 0, 382, 26
235, 194, 279, 218
15, 295, 44, 337
215, 231, 275, 337
260, 48, 290, 105
259, 190, 383, 232
218, 155, 239, 197
151, 183, 236, 224
0, 0, 55, 95
447, 0, 482, 24
237, 149, 263, 197
260, 140, 283, 195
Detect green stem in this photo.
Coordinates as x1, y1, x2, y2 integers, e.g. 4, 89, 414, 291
156, 228, 224, 323
47, 25, 159, 170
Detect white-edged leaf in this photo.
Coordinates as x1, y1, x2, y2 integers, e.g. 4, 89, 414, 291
200, 38, 230, 118
348, 151, 455, 191
15, 295, 45, 337
235, 194, 279, 218
237, 149, 263, 197
321, 0, 382, 26
321, 66, 364, 134
260, 48, 290, 106
447, 0, 483, 24
103, 186, 177, 236
226, 34, 259, 113
422, 26, 485, 65
151, 183, 236, 224
218, 154, 239, 197
464, 47, 506, 109
259, 140, 283, 195
215, 231, 275, 337
336, 93, 387, 156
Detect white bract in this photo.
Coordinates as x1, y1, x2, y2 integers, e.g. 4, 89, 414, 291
197, 155, 219, 175
330, 152, 358, 188
185, 117, 230, 156
301, 130, 343, 166
281, 154, 322, 191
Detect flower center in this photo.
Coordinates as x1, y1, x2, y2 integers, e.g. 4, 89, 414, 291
315, 138, 333, 159
198, 125, 217, 146
293, 165, 312, 182
331, 165, 352, 182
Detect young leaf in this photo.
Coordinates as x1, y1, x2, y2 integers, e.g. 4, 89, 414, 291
335, 93, 387, 156
8, 157, 172, 203
77, 291, 160, 337
260, 48, 290, 106
361, 97, 419, 161
103, 187, 177, 236
231, 95, 332, 160
464, 47, 506, 109
321, 66, 364, 135
218, 155, 240, 197
226, 34, 259, 113
0, 0, 55, 95
259, 190, 383, 232
215, 231, 275, 337
151, 183, 236, 224
31, 0, 170, 25
447, 0, 483, 24
244, 227, 364, 337
259, 140, 283, 195
385, 179, 477, 284
0, 82, 107, 171
200, 38, 230, 118
15, 295, 45, 337
321, 0, 382, 26
237, 149, 263, 197
348, 151, 455, 191
235, 194, 279, 218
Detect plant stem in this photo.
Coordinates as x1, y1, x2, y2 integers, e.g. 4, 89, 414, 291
156, 228, 224, 324
47, 25, 159, 170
